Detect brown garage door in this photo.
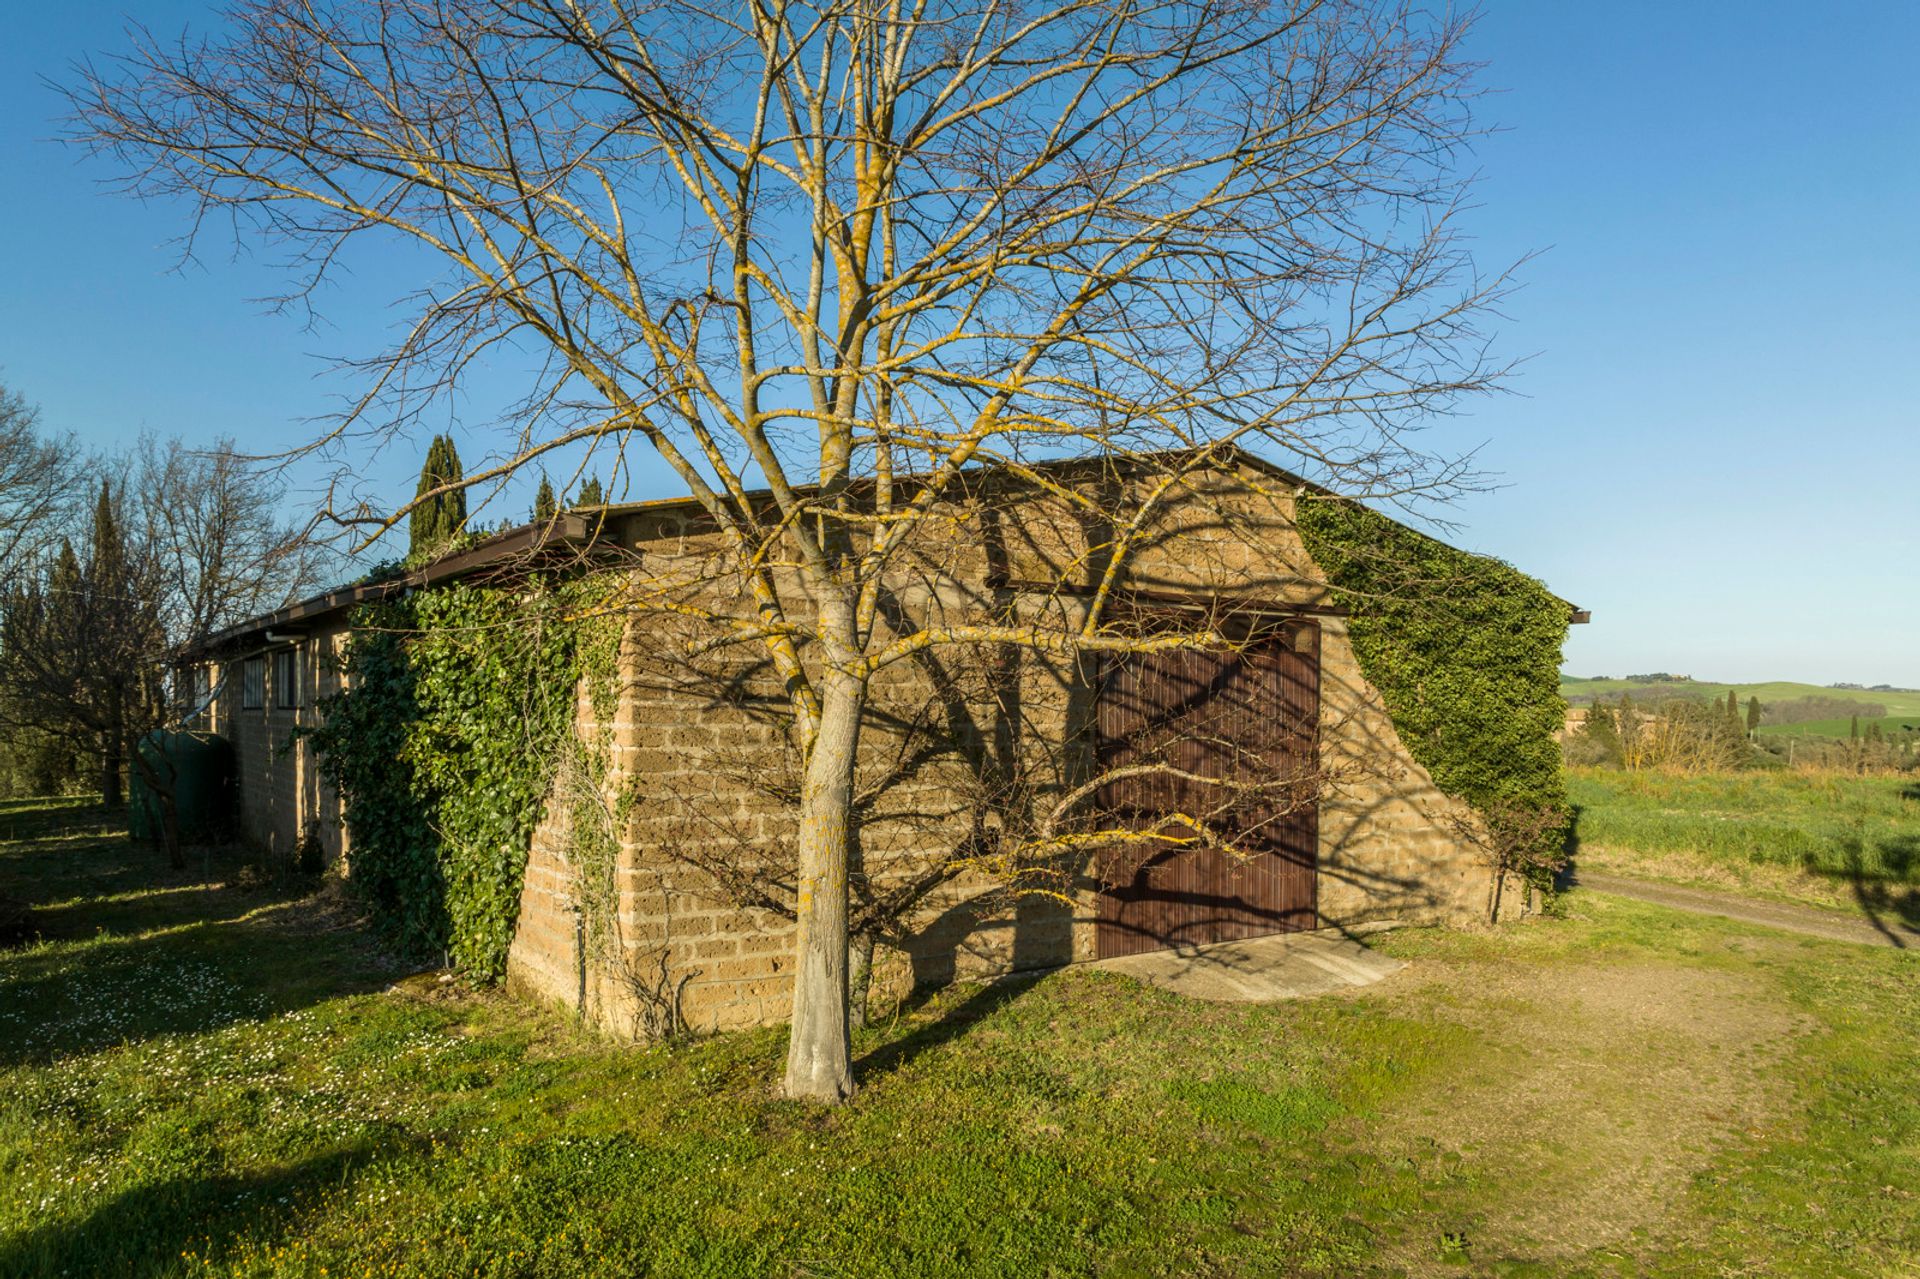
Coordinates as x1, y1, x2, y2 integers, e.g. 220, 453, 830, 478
1094, 624, 1319, 959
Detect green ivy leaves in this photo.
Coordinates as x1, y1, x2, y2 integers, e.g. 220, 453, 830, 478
1296, 498, 1571, 882
309, 580, 588, 980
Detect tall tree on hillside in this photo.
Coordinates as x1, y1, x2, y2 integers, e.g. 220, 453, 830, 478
1725, 690, 1739, 723
1572, 700, 1624, 768
532, 474, 556, 524
409, 435, 466, 559
1850, 715, 1860, 742
1746, 696, 1762, 735
78, 0, 1513, 1100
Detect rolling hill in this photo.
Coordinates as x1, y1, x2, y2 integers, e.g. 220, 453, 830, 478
1559, 676, 1920, 735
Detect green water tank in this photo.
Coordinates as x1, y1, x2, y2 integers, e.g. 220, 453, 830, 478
129, 731, 236, 844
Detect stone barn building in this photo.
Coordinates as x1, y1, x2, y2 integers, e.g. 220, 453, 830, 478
184, 450, 1583, 1037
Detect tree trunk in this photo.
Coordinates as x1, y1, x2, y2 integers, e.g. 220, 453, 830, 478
102, 683, 126, 807
848, 932, 875, 1031
158, 790, 185, 871
101, 737, 123, 807
782, 673, 865, 1102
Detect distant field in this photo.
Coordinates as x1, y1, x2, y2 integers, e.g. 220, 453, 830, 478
1560, 677, 1920, 719
1568, 767, 1920, 915
1754, 715, 1920, 740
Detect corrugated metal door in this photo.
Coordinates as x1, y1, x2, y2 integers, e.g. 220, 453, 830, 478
1094, 624, 1319, 958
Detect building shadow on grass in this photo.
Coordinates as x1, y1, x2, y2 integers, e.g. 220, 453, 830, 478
0, 806, 403, 1070
0, 1139, 414, 1278
1553, 803, 1585, 894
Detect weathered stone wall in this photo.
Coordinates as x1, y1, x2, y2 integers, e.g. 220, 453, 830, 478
1312, 614, 1489, 925
505, 462, 1508, 1037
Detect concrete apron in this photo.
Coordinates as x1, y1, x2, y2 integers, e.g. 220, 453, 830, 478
1088, 923, 1405, 1003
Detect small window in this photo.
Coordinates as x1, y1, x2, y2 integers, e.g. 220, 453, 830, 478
240, 657, 265, 710
180, 665, 212, 714
273, 649, 300, 709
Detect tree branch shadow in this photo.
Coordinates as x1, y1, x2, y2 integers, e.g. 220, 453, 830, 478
1817, 833, 1920, 949
853, 972, 1045, 1085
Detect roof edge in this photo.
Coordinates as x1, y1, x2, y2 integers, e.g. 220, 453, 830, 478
184, 447, 1586, 655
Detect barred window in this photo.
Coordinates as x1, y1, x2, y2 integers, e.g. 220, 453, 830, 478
273, 648, 300, 709
240, 658, 265, 710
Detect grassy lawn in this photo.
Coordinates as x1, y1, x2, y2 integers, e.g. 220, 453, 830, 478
4, 798, 1919, 1277
1568, 767, 1920, 922
1754, 716, 1920, 741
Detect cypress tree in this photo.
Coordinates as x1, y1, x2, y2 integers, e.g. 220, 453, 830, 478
87, 482, 133, 806
1725, 689, 1739, 722
1745, 696, 1761, 734
89, 479, 127, 593
48, 537, 82, 606
576, 473, 604, 507
1850, 714, 1860, 742
532, 473, 556, 523
409, 435, 467, 558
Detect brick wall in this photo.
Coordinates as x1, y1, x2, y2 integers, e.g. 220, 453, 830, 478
506, 466, 1517, 1038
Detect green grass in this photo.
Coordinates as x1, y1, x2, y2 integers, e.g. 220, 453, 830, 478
1560, 677, 1920, 719
1568, 767, 1920, 928
1569, 768, 1920, 881
1753, 715, 1920, 741
4, 799, 1920, 1276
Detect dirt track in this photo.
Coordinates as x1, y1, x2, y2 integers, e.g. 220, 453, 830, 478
1571, 869, 1919, 949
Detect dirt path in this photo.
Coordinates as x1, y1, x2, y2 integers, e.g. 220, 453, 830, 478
1571, 869, 1919, 949
1366, 939, 1817, 1270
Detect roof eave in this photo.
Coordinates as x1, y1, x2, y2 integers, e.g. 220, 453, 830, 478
182, 511, 592, 659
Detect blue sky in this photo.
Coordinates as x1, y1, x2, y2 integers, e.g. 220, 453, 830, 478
1, 3, 1915, 685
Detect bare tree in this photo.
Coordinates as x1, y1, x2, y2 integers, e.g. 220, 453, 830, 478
134, 437, 334, 652
0, 384, 85, 795
74, 0, 1507, 1099
0, 439, 329, 864
0, 384, 78, 592
0, 480, 164, 812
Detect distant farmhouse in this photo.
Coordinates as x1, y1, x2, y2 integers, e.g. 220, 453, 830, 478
182, 450, 1583, 1036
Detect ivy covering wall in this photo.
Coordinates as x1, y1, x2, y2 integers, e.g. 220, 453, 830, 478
309, 579, 588, 979
1295, 496, 1572, 876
